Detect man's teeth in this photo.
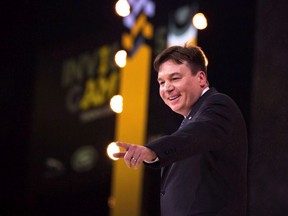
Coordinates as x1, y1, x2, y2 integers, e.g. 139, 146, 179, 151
169, 96, 179, 100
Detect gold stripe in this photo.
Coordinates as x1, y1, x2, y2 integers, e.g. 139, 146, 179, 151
110, 44, 152, 216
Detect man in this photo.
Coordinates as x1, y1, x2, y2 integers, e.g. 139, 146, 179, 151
113, 45, 248, 216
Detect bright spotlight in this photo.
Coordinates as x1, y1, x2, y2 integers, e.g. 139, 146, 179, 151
115, 0, 130, 17
110, 95, 123, 113
107, 142, 120, 160
192, 13, 208, 30
115, 50, 127, 68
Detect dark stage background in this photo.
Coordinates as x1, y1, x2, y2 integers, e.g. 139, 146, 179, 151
1, 0, 288, 215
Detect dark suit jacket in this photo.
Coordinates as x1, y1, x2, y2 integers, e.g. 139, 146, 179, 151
146, 88, 248, 216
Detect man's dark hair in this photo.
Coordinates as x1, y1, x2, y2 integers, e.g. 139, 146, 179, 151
153, 45, 208, 76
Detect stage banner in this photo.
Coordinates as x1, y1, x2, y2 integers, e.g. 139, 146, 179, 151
29, 40, 120, 216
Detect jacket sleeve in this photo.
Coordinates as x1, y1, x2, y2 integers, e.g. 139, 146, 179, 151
145, 94, 238, 168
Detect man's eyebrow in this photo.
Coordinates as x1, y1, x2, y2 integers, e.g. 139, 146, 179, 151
157, 77, 163, 82
170, 72, 181, 76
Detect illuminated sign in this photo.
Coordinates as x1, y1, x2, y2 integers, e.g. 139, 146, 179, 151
61, 43, 120, 123
122, 0, 155, 55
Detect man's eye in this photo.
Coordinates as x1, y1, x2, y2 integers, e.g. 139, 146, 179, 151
159, 81, 165, 85
172, 77, 180, 80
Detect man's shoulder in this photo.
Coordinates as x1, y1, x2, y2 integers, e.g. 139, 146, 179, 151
204, 88, 235, 103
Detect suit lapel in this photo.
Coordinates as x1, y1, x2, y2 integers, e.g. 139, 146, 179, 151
160, 88, 218, 191
188, 87, 217, 119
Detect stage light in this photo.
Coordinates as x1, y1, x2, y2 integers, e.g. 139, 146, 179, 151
107, 142, 120, 160
192, 13, 208, 30
115, 0, 130, 17
110, 95, 123, 113
115, 49, 127, 68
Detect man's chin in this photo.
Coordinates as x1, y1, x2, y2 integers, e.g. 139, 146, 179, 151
170, 107, 182, 115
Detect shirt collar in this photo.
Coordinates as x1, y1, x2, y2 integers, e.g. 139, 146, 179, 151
201, 86, 210, 96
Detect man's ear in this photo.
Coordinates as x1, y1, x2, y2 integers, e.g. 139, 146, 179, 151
198, 71, 207, 87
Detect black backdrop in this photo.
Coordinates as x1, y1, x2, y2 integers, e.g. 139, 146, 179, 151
2, 0, 288, 215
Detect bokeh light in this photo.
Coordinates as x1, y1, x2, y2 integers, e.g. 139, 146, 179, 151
107, 142, 120, 160
115, 50, 127, 68
192, 13, 208, 30
110, 95, 123, 113
115, 0, 130, 17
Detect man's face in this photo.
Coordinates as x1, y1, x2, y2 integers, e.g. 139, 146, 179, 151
157, 60, 207, 116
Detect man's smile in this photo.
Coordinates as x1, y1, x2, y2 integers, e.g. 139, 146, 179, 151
168, 95, 180, 101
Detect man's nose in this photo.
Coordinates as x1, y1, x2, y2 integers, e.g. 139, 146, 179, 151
164, 82, 174, 91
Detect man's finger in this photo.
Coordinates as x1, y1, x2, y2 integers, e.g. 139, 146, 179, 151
134, 158, 142, 169
113, 152, 125, 158
116, 141, 130, 151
